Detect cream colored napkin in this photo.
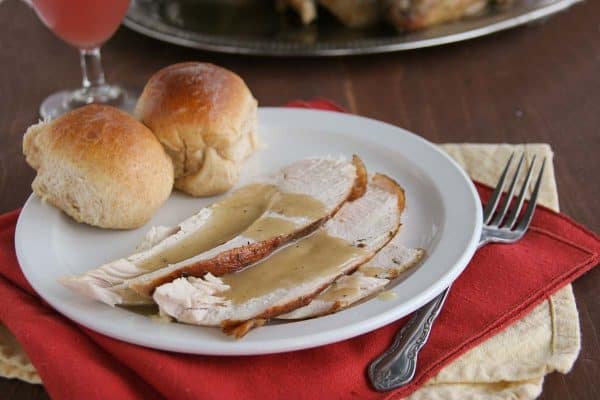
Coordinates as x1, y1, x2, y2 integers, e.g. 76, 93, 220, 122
407, 144, 579, 400
0, 324, 40, 384
0, 144, 580, 400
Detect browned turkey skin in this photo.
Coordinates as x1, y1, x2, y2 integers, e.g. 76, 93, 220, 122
279, 0, 516, 31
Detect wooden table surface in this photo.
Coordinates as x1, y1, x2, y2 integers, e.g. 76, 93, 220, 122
1, 0, 598, 398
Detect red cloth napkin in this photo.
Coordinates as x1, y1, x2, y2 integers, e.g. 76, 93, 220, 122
1, 101, 598, 400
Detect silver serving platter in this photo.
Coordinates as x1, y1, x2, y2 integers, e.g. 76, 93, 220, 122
124, 0, 581, 56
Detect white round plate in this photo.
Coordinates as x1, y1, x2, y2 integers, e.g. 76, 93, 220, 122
16, 108, 482, 355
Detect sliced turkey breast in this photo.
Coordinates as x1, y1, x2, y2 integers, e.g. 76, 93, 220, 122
61, 156, 366, 306
278, 233, 425, 319
153, 173, 405, 338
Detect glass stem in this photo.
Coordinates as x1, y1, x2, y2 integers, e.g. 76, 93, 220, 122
69, 47, 122, 107
80, 47, 107, 90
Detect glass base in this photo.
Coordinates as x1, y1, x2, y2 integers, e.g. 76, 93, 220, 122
39, 85, 138, 119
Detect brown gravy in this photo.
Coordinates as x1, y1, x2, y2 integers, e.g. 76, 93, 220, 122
359, 266, 388, 278
221, 231, 367, 305
319, 275, 363, 301
269, 192, 326, 219
136, 184, 277, 270
241, 191, 326, 241
120, 304, 159, 316
137, 185, 327, 272
244, 217, 298, 241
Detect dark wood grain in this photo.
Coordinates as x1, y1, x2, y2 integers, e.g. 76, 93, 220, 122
0, 0, 598, 398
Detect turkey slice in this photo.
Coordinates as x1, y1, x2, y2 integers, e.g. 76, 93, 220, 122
278, 233, 425, 319
153, 173, 405, 338
61, 156, 366, 306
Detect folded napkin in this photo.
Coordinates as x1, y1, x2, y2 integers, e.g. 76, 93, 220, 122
0, 101, 598, 400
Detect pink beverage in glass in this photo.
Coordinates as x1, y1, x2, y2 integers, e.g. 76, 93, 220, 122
32, 0, 130, 49
30, 0, 137, 119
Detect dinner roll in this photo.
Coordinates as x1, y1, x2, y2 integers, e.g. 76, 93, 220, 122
23, 105, 174, 229
134, 62, 258, 197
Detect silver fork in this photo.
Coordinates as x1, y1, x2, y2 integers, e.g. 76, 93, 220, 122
368, 153, 546, 392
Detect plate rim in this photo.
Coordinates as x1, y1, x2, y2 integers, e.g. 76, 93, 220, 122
15, 107, 483, 355
123, 0, 582, 56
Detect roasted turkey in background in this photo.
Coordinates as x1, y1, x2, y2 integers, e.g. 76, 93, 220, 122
276, 0, 317, 24
278, 0, 516, 30
385, 0, 488, 31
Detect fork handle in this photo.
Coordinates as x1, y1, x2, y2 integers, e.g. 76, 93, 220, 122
368, 238, 489, 391
368, 288, 449, 391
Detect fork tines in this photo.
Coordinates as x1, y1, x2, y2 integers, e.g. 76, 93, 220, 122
483, 153, 546, 232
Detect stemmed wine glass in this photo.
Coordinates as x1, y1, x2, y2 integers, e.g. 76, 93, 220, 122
29, 0, 137, 119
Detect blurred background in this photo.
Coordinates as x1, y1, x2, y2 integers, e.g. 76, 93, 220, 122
0, 1, 599, 399
3, 0, 597, 218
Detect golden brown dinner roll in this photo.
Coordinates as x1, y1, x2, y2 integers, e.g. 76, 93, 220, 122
134, 62, 258, 197
23, 104, 174, 229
